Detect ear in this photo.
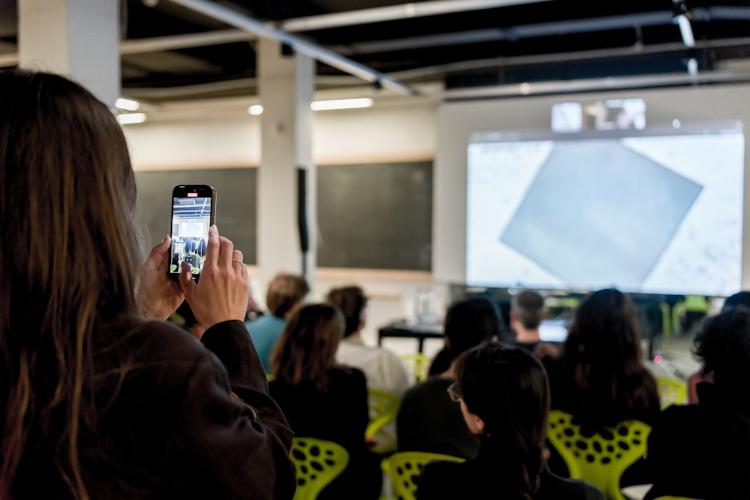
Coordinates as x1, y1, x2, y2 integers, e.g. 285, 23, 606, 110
473, 414, 485, 433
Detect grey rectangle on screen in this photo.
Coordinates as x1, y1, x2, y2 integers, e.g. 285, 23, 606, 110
500, 140, 703, 289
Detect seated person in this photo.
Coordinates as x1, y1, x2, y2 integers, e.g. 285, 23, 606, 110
327, 285, 410, 452
688, 290, 750, 403
418, 343, 604, 500
510, 289, 546, 353
397, 297, 503, 459
245, 273, 309, 372
269, 304, 381, 500
646, 308, 750, 500
543, 289, 660, 486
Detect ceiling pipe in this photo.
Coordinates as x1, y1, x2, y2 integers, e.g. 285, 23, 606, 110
167, 0, 417, 96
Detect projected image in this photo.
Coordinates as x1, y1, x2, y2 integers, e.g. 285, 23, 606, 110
466, 125, 744, 296
170, 197, 211, 275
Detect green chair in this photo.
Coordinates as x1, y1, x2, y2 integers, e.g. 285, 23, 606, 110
547, 410, 651, 500
671, 295, 709, 336
366, 388, 400, 442
656, 376, 688, 409
382, 451, 464, 500
289, 437, 349, 500
400, 353, 432, 382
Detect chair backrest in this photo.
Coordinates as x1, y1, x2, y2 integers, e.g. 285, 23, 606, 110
289, 437, 349, 500
383, 451, 464, 500
366, 387, 400, 440
656, 376, 688, 409
547, 410, 651, 500
399, 353, 432, 382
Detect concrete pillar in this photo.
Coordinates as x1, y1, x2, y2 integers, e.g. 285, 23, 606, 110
18, 0, 120, 107
257, 39, 315, 289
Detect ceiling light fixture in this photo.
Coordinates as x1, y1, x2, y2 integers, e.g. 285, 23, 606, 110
247, 104, 264, 115
310, 98, 373, 111
115, 97, 141, 112
117, 113, 147, 125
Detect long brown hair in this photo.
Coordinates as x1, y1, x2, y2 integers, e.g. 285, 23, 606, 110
271, 304, 344, 391
560, 288, 657, 428
0, 72, 141, 498
454, 343, 550, 500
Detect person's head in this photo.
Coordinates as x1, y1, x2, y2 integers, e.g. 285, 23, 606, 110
266, 273, 310, 319
326, 286, 368, 338
694, 308, 750, 413
271, 304, 345, 391
444, 297, 503, 363
510, 290, 545, 335
0, 72, 141, 497
562, 288, 654, 425
450, 342, 549, 498
721, 291, 750, 313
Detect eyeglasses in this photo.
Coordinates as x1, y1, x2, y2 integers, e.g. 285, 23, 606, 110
447, 382, 462, 403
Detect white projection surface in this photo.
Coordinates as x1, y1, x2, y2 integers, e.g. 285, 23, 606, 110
466, 124, 745, 295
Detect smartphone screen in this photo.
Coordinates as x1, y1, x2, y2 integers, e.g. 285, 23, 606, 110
169, 185, 216, 280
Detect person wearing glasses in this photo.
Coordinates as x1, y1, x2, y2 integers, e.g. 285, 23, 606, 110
418, 343, 603, 500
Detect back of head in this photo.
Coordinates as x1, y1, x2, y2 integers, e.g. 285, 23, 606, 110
694, 308, 750, 413
271, 303, 345, 391
445, 297, 503, 362
561, 288, 654, 426
266, 273, 310, 318
0, 71, 140, 497
326, 285, 367, 338
511, 290, 545, 331
721, 291, 750, 313
455, 343, 549, 499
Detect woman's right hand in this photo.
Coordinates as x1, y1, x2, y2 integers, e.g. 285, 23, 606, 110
180, 225, 249, 335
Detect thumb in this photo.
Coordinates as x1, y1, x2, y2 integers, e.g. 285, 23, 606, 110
148, 235, 171, 263
179, 261, 197, 299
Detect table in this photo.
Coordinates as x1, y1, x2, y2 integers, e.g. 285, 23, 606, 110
377, 321, 443, 353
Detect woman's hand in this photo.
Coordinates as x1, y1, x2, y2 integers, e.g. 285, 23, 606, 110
138, 235, 185, 320
180, 225, 249, 335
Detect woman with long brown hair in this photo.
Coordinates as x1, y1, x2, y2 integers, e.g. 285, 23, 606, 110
269, 304, 382, 500
0, 71, 295, 499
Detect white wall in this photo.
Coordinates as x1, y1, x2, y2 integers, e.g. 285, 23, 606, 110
434, 83, 750, 289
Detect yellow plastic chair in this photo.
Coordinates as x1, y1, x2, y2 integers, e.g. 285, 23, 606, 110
547, 410, 651, 500
366, 388, 400, 441
672, 295, 709, 336
289, 437, 349, 500
656, 376, 688, 409
382, 451, 464, 500
400, 353, 432, 382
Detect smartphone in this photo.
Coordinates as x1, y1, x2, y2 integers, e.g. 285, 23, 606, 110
168, 185, 216, 281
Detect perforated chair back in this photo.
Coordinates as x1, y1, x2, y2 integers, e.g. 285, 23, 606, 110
547, 410, 651, 500
656, 376, 688, 409
366, 388, 400, 440
399, 354, 432, 382
289, 437, 349, 500
382, 451, 464, 500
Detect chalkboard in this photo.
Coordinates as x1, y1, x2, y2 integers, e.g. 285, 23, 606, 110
317, 162, 432, 270
134, 162, 433, 270
135, 168, 257, 264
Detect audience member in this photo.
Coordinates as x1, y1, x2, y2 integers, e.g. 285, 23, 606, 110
418, 343, 604, 500
327, 285, 409, 452
511, 290, 546, 352
246, 273, 309, 372
544, 288, 659, 485
397, 297, 503, 459
0, 71, 294, 499
269, 304, 382, 500
646, 308, 750, 499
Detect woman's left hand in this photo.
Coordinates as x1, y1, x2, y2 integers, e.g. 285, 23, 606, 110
137, 235, 185, 320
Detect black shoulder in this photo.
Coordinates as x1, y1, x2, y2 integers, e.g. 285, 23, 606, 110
540, 470, 606, 500
417, 460, 463, 500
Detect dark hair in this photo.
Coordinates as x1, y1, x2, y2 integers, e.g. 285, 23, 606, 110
694, 308, 750, 413
266, 273, 310, 318
326, 286, 368, 338
512, 290, 545, 330
271, 304, 344, 391
559, 288, 657, 428
454, 343, 549, 500
445, 298, 503, 362
721, 291, 750, 313
0, 72, 141, 498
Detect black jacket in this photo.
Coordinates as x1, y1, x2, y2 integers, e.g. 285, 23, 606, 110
13, 319, 296, 500
645, 383, 750, 500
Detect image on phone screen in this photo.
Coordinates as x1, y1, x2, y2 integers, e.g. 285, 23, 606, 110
169, 194, 211, 276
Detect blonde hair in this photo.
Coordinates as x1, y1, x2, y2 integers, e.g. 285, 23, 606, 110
266, 274, 309, 318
